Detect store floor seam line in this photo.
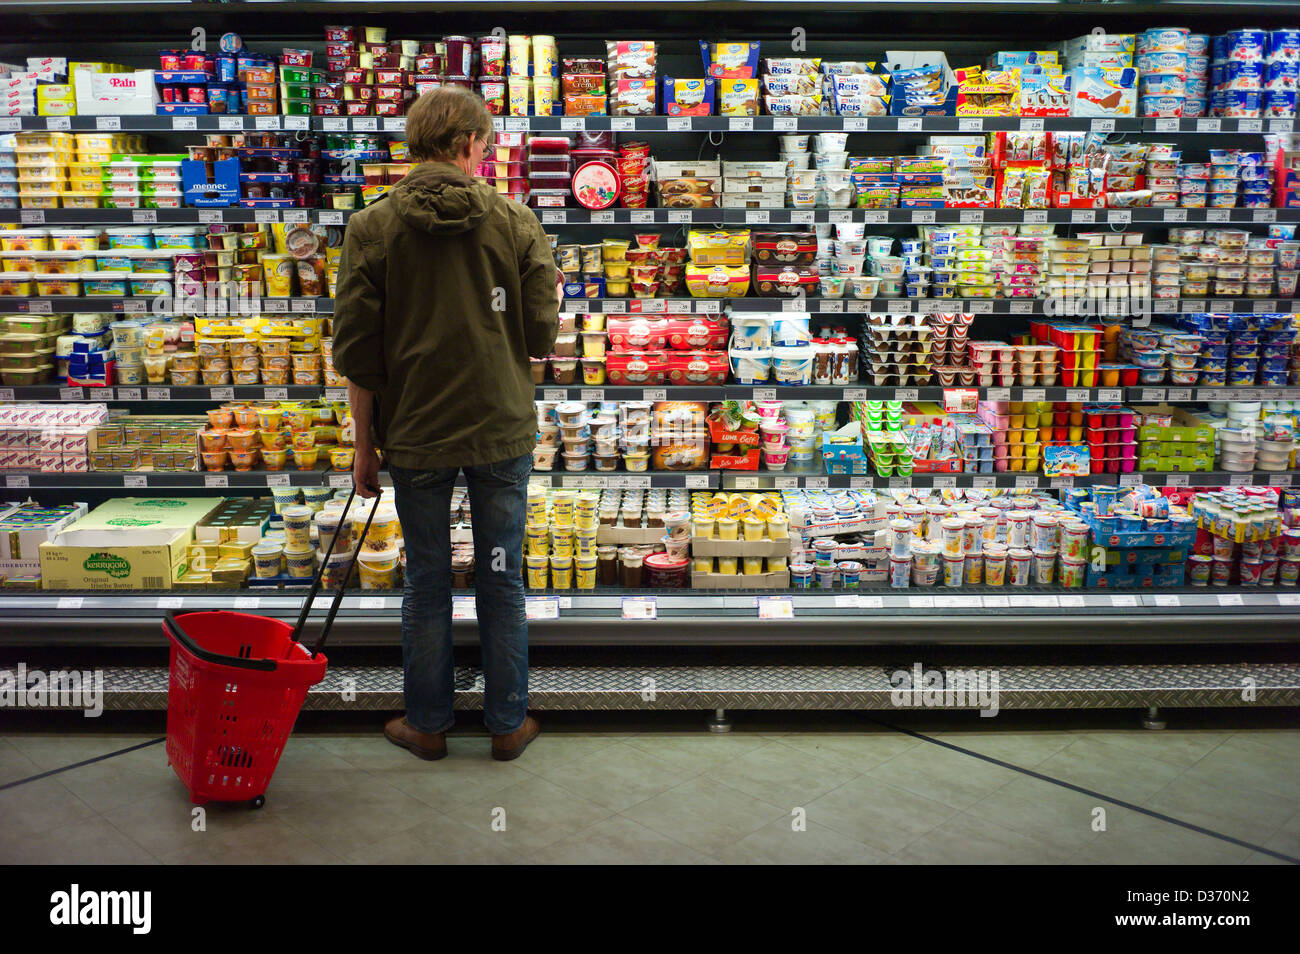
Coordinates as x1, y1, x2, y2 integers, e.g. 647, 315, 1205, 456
0, 737, 165, 793
866, 718, 1300, 865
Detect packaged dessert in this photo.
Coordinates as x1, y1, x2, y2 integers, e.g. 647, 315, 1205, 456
664, 316, 728, 349
605, 40, 656, 78
717, 78, 760, 116
751, 232, 817, 265
663, 77, 715, 116
605, 350, 666, 385
752, 266, 819, 297
664, 349, 727, 385
687, 229, 750, 265
700, 41, 761, 79
611, 78, 656, 116
685, 263, 750, 297
607, 316, 668, 351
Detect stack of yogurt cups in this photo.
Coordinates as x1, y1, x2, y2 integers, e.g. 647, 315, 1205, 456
1209, 28, 1299, 119
755, 402, 790, 471
1136, 27, 1201, 119
780, 134, 815, 209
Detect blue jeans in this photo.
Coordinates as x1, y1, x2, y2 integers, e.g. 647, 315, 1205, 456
389, 453, 531, 735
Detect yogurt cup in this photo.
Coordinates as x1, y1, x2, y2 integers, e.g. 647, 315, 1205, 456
357, 546, 400, 589
281, 505, 314, 549
251, 542, 283, 579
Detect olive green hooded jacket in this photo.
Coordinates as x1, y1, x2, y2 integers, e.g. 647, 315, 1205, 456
332, 160, 559, 468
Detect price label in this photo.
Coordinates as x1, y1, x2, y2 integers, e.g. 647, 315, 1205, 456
734, 476, 759, 490
1009, 301, 1033, 315
291, 298, 316, 313
560, 117, 584, 131
580, 389, 604, 401
1021, 118, 1044, 132
887, 300, 913, 313
1090, 118, 1115, 133
60, 387, 84, 401
1050, 477, 1075, 489
6, 475, 30, 489
266, 473, 290, 487
1022, 388, 1046, 402
668, 211, 691, 224
745, 210, 770, 224
210, 387, 234, 401
1065, 389, 1089, 402
234, 596, 260, 610
843, 118, 868, 132
604, 300, 628, 313
1269, 119, 1294, 134
753, 388, 777, 401
907, 595, 935, 609
20, 210, 45, 224
898, 118, 922, 133
985, 388, 1010, 402
591, 211, 614, 224
774, 476, 798, 490
1153, 118, 1178, 133
284, 116, 309, 131
805, 476, 829, 489
959, 210, 984, 224
540, 211, 565, 225
317, 211, 344, 226
352, 117, 378, 132
1196, 118, 1222, 133
640, 388, 667, 401
1206, 209, 1230, 224
757, 596, 793, 619
131, 209, 158, 225
666, 117, 691, 132
1279, 594, 1300, 606
325, 388, 348, 403
888, 478, 909, 489
218, 115, 244, 131
932, 475, 957, 489
282, 210, 308, 225
1097, 389, 1122, 403
611, 118, 635, 131
1253, 209, 1278, 224
781, 297, 806, 312
96, 116, 121, 131
862, 211, 888, 225
859, 596, 884, 609
157, 596, 184, 610
255, 116, 281, 130
935, 595, 981, 608
1107, 594, 1138, 607
981, 595, 1009, 608
1164, 474, 1189, 487
1153, 594, 1181, 607
1163, 209, 1188, 223
1071, 210, 1096, 224
790, 211, 814, 224
1139, 388, 1166, 403
1024, 210, 1048, 225
504, 117, 528, 132
685, 474, 710, 489
630, 210, 654, 224
970, 301, 994, 314
564, 299, 589, 314
1210, 299, 1233, 312
958, 118, 983, 132
198, 210, 223, 224
261, 387, 288, 402
0, 388, 11, 401
452, 597, 477, 619
142, 387, 171, 402
525, 597, 560, 620
911, 210, 936, 225
731, 118, 754, 132
850, 477, 870, 489
1229, 474, 1251, 486
1015, 476, 1039, 489
622, 597, 657, 620
1109, 210, 1131, 226
834, 595, 860, 608
0, 118, 17, 132
203, 474, 229, 488
384, 118, 406, 133
328, 473, 352, 488
263, 299, 287, 313
897, 388, 919, 401
255, 209, 280, 223
1268, 474, 1293, 487
116, 388, 141, 402
357, 597, 386, 610
1167, 388, 1191, 402
57, 597, 83, 610
1119, 474, 1142, 487
322, 118, 347, 132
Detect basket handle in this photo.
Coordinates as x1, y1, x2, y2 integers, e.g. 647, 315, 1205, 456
163, 611, 278, 671
310, 487, 383, 659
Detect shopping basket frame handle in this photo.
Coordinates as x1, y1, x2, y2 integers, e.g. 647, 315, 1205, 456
163, 610, 279, 672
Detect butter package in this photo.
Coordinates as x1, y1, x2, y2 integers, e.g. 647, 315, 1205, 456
700, 41, 760, 79
717, 78, 759, 116
662, 76, 715, 116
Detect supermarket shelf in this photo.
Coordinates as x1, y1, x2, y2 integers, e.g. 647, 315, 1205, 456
2, 590, 1299, 649
5, 469, 1294, 492
8, 383, 1300, 404
538, 208, 1295, 226
7, 658, 1300, 711
5, 114, 1294, 136
719, 470, 1298, 491
3, 296, 1298, 317
0, 208, 352, 226
0, 296, 331, 314
2, 207, 1292, 228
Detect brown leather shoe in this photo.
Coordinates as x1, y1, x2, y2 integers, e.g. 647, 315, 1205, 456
491, 715, 540, 761
384, 715, 447, 761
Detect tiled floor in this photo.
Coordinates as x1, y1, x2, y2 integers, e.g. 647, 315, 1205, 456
1, 719, 1298, 864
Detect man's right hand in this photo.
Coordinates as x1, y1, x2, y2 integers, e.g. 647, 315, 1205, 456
353, 446, 382, 498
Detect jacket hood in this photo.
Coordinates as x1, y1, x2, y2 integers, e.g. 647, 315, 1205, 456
388, 161, 491, 235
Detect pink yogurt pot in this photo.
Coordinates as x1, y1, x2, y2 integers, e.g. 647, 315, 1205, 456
763, 449, 789, 470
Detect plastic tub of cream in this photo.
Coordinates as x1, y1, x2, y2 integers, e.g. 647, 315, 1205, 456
82, 271, 129, 295
48, 229, 100, 251
34, 275, 79, 296
104, 227, 155, 250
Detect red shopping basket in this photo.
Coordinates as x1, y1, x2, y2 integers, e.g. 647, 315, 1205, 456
164, 610, 327, 807
163, 485, 382, 807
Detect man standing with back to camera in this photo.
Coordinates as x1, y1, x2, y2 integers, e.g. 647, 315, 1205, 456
332, 86, 560, 762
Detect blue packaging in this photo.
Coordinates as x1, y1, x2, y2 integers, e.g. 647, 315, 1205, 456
1223, 89, 1262, 116
1224, 60, 1264, 89
1227, 29, 1268, 63
1266, 60, 1299, 89
1137, 51, 1188, 73
1213, 35, 1229, 61
1269, 29, 1300, 62
1187, 34, 1211, 56
1210, 63, 1225, 87
1185, 75, 1208, 98
215, 54, 237, 83
1140, 28, 1189, 53
1188, 54, 1210, 75
1264, 89, 1297, 117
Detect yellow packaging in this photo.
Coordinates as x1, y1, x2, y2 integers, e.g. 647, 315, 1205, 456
685, 263, 750, 298
687, 229, 750, 266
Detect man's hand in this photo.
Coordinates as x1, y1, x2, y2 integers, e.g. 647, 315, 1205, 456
556, 269, 564, 304
353, 446, 382, 499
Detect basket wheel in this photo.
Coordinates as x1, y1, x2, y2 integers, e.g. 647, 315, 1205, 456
250, 795, 266, 810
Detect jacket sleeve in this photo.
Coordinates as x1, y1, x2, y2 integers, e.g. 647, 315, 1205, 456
331, 213, 387, 392
517, 210, 560, 360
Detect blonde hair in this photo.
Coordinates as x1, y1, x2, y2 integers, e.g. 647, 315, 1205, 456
405, 86, 493, 163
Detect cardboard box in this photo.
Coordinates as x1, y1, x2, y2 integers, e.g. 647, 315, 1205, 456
40, 526, 190, 590
692, 536, 792, 558
75, 70, 157, 115
691, 570, 790, 589
64, 496, 222, 532
596, 524, 665, 546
